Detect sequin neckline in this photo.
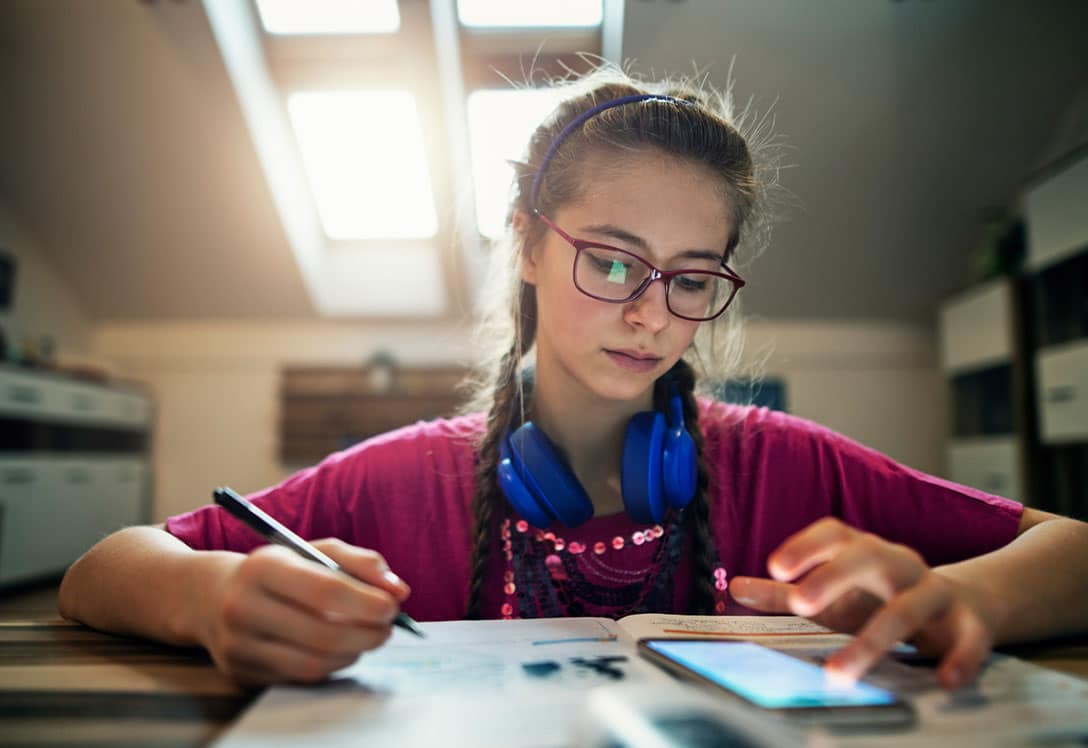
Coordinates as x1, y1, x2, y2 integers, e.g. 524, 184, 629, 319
499, 509, 701, 619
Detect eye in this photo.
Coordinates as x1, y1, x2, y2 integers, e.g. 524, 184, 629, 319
673, 274, 714, 294
584, 249, 635, 282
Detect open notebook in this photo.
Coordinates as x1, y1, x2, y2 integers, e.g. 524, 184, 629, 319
213, 615, 1088, 748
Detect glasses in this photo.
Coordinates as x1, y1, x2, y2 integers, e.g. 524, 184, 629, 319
536, 214, 746, 322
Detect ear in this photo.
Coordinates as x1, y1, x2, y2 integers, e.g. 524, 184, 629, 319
513, 210, 540, 285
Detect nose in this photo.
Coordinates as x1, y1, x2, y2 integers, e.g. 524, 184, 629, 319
624, 277, 670, 332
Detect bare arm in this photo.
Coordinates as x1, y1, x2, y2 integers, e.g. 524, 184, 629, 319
57, 524, 239, 647
937, 508, 1088, 644
58, 524, 412, 684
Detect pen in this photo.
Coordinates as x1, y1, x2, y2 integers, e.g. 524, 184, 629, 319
212, 486, 425, 638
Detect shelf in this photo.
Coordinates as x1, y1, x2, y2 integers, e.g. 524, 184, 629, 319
950, 363, 1014, 437
1030, 246, 1088, 349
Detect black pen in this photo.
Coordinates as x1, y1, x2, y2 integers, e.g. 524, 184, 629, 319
212, 486, 425, 638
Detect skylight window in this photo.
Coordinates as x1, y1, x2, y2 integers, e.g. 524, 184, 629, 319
457, 0, 603, 28
255, 0, 400, 35
287, 91, 438, 240
467, 88, 565, 239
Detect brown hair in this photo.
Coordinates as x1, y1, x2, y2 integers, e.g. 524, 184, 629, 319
462, 66, 775, 617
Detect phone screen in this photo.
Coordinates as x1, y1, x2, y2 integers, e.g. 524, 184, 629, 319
641, 639, 898, 710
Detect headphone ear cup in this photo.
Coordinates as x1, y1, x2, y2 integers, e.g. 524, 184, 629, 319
621, 411, 667, 524
662, 426, 697, 507
662, 389, 697, 507
502, 423, 594, 528
498, 435, 554, 529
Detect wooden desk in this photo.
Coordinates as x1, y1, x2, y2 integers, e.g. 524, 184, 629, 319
0, 619, 257, 747
3, 619, 1087, 747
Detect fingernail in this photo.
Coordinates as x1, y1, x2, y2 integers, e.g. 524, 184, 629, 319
826, 668, 857, 689
732, 594, 756, 606
769, 562, 792, 581
383, 570, 404, 587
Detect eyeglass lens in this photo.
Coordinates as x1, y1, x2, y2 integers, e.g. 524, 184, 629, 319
574, 245, 733, 320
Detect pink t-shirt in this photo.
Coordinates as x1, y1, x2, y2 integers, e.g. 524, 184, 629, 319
165, 400, 1023, 621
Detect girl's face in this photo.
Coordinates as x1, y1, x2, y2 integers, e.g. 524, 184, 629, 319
522, 151, 736, 407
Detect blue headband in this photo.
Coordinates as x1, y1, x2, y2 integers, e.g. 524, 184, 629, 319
528, 93, 694, 213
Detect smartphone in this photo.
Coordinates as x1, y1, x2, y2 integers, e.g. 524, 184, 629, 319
638, 638, 915, 728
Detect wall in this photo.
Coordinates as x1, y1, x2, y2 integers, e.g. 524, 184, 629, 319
93, 319, 945, 521
0, 197, 93, 363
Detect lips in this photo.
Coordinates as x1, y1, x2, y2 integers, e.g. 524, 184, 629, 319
605, 349, 663, 372
607, 348, 661, 361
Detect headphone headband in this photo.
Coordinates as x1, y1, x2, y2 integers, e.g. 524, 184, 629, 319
529, 93, 694, 213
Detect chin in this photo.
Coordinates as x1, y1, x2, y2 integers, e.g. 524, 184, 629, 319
592, 370, 664, 405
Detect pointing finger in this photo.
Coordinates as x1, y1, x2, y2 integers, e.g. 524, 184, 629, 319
824, 573, 951, 683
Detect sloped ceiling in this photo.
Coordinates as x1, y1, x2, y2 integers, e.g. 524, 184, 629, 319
0, 0, 314, 319
0, 0, 1085, 322
624, 0, 1088, 320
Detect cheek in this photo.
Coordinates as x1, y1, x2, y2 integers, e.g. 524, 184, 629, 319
535, 250, 607, 329
673, 320, 701, 352
540, 279, 611, 339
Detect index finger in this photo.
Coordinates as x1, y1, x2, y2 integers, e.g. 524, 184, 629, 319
250, 546, 399, 626
312, 539, 411, 602
824, 573, 952, 683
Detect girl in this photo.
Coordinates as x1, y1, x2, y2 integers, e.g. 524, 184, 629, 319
59, 69, 1088, 689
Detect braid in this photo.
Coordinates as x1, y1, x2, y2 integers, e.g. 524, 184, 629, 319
465, 286, 537, 619
671, 359, 719, 614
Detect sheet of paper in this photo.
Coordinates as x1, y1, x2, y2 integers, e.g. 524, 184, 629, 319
213, 618, 673, 748
829, 653, 1088, 747
215, 616, 1088, 748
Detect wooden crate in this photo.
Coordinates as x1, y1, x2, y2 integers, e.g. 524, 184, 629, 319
279, 365, 469, 465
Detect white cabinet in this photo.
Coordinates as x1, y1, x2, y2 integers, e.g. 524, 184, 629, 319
0, 459, 54, 585
1023, 149, 1088, 519
1036, 340, 1088, 444
0, 368, 152, 429
938, 278, 1024, 501
1026, 154, 1088, 271
939, 279, 1013, 375
946, 437, 1022, 501
0, 370, 55, 420
0, 365, 152, 587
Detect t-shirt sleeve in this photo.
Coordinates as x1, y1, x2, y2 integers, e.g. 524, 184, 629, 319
803, 418, 1024, 566
701, 401, 1024, 571
164, 448, 363, 553
163, 417, 481, 622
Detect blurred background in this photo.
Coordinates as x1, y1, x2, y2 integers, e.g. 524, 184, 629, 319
0, 0, 1086, 592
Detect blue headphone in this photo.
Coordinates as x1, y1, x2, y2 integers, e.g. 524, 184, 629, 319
497, 380, 697, 528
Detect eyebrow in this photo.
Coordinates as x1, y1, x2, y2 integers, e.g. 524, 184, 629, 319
579, 223, 726, 264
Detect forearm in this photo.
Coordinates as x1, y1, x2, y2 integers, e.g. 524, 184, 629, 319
57, 525, 241, 647
936, 516, 1088, 644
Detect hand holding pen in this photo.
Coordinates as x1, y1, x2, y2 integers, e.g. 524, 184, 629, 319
214, 487, 424, 638
197, 486, 421, 685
